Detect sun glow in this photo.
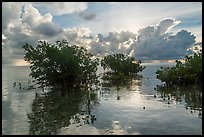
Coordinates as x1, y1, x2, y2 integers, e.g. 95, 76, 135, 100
13, 59, 30, 66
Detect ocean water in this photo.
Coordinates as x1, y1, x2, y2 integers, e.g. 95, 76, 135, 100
2, 62, 202, 135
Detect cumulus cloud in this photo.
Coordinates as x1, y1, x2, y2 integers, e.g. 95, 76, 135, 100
21, 3, 53, 26
89, 18, 196, 60
59, 27, 93, 49
2, 2, 27, 64
157, 18, 180, 34
31, 2, 88, 16
130, 18, 196, 60
3, 24, 40, 60
2, 2, 93, 65
89, 31, 137, 56
2, 2, 21, 33
2, 3, 62, 65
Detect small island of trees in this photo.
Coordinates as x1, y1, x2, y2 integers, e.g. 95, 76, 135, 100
101, 53, 145, 82
22, 39, 99, 92
101, 53, 145, 75
156, 51, 202, 86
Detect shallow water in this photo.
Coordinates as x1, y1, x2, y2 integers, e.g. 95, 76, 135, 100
2, 63, 202, 135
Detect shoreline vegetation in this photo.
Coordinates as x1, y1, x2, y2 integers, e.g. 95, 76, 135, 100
156, 51, 202, 87
22, 39, 99, 93
22, 39, 202, 93
22, 40, 146, 93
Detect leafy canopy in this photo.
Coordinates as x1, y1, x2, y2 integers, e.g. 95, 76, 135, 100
22, 39, 99, 91
156, 52, 202, 86
101, 53, 145, 75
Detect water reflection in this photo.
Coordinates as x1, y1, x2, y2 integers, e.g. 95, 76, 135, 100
156, 85, 202, 119
101, 72, 142, 100
27, 89, 99, 135
3, 64, 202, 135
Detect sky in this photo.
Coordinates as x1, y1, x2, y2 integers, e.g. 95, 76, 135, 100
2, 2, 202, 66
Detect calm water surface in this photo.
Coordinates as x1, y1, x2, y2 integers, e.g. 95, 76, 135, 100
2, 62, 202, 135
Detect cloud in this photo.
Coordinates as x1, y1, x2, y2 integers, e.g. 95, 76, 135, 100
2, 34, 6, 45
2, 3, 199, 66
3, 24, 40, 59
107, 2, 118, 4
88, 18, 196, 60
129, 19, 196, 60
2, 3, 30, 64
193, 42, 202, 53
2, 2, 21, 33
78, 12, 97, 21
31, 2, 88, 16
21, 3, 53, 26
157, 18, 180, 34
34, 22, 63, 37
2, 3, 92, 65
59, 27, 93, 49
194, 41, 202, 46
89, 31, 137, 56
2, 3, 59, 65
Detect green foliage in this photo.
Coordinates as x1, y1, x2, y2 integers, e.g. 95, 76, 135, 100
22, 39, 99, 91
156, 52, 202, 86
101, 53, 145, 75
